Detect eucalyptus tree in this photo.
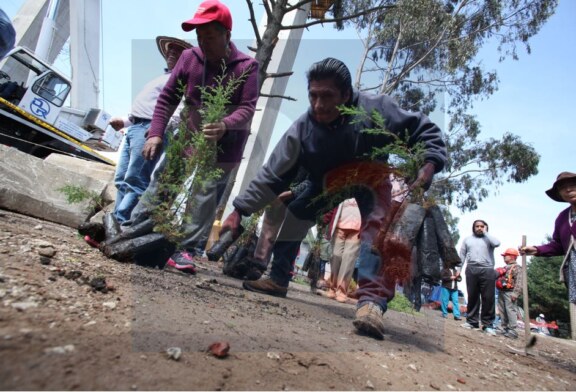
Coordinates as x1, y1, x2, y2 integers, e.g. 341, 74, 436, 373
337, 0, 557, 212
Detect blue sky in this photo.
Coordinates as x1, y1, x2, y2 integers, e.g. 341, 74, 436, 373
3, 0, 575, 272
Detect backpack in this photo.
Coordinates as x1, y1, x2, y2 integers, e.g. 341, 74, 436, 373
496, 264, 517, 291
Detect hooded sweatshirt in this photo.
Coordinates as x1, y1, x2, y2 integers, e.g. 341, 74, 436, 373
233, 90, 447, 215
147, 42, 259, 164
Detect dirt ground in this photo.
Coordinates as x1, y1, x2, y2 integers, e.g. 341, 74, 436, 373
1, 208, 575, 391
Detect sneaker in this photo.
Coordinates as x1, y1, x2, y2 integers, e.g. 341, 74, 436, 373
460, 322, 479, 330
482, 326, 497, 336
504, 329, 518, 339
164, 251, 197, 275
242, 277, 288, 298
353, 302, 385, 340
495, 326, 508, 334
441, 314, 448, 319
454, 317, 462, 321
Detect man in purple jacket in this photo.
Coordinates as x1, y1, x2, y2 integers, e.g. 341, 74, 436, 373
522, 171, 576, 305
107, 0, 259, 270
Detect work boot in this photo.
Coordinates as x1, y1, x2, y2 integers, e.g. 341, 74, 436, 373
353, 302, 385, 340
242, 277, 288, 298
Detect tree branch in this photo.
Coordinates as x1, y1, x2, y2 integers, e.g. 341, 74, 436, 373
266, 71, 294, 78
260, 93, 297, 101
285, 0, 315, 13
245, 0, 262, 47
282, 5, 395, 30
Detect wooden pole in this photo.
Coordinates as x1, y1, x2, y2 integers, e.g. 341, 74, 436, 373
521, 235, 531, 353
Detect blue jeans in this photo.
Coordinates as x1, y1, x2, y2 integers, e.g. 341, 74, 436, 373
440, 287, 461, 318
269, 176, 392, 312
113, 121, 156, 223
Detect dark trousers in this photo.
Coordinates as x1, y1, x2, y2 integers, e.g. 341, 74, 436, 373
465, 265, 496, 328
269, 175, 393, 311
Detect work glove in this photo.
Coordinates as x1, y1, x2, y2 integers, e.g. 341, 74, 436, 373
220, 209, 243, 239
409, 162, 436, 192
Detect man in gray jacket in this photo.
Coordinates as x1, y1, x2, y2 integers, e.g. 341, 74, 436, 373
220, 58, 447, 340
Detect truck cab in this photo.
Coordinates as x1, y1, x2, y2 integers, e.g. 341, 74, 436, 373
0, 47, 118, 165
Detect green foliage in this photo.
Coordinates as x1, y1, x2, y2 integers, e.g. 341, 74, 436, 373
343, 105, 426, 182
388, 293, 421, 315
339, 0, 554, 212
236, 210, 263, 247
148, 64, 250, 244
433, 114, 540, 212
524, 255, 569, 325
57, 184, 104, 212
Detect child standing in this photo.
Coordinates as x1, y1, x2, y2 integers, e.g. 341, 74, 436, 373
495, 248, 523, 339
440, 266, 462, 320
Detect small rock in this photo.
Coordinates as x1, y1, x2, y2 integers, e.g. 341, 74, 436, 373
456, 378, 466, 384
34, 225, 43, 230
408, 363, 418, 371
366, 380, 375, 390
267, 352, 281, 360
44, 344, 75, 354
38, 248, 56, 258
83, 320, 97, 327
102, 301, 117, 310
208, 341, 230, 358
39, 256, 52, 265
12, 301, 38, 311
166, 347, 182, 361
90, 276, 108, 293
429, 383, 440, 390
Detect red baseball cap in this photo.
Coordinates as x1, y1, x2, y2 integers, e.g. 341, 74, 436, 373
182, 0, 232, 32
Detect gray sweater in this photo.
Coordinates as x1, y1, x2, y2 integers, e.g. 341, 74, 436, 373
459, 233, 501, 268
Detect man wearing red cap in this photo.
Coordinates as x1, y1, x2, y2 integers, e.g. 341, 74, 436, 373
495, 248, 522, 339
130, 0, 259, 271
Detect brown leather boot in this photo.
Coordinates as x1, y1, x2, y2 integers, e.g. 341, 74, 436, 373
242, 277, 288, 298
353, 302, 385, 339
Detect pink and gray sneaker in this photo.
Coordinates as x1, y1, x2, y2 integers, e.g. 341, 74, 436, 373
164, 251, 197, 275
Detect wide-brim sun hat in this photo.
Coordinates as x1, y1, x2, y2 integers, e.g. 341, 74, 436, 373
156, 36, 192, 60
181, 0, 232, 32
545, 171, 576, 202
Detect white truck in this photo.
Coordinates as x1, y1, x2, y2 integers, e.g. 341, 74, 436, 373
0, 46, 120, 165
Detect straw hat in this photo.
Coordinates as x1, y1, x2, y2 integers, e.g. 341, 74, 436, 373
156, 36, 192, 60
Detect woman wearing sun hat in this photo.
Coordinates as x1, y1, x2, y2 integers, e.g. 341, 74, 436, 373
521, 171, 576, 337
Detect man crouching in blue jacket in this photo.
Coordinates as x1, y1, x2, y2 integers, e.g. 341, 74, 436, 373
220, 58, 447, 340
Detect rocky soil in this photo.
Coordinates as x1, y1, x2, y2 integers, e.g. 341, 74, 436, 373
1, 208, 575, 391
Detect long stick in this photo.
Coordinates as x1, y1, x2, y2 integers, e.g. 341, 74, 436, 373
521, 235, 531, 353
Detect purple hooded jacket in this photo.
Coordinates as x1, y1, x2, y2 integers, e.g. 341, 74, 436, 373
147, 42, 259, 165
535, 207, 576, 256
